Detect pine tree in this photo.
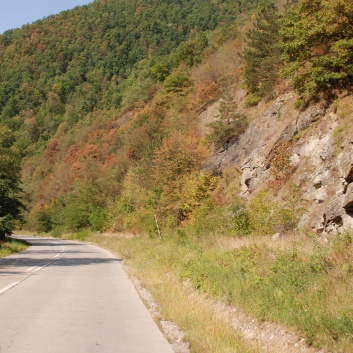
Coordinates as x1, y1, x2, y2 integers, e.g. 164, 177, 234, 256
281, 0, 353, 105
241, 3, 282, 105
207, 94, 248, 149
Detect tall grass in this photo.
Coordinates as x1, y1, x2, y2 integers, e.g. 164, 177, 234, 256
0, 237, 28, 257
85, 231, 353, 353
87, 233, 258, 353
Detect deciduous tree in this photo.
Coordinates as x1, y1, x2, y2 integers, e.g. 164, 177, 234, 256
0, 127, 24, 239
153, 131, 209, 220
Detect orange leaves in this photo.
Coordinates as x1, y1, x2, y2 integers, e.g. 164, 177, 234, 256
154, 131, 208, 183
179, 171, 219, 220
63, 144, 104, 178
268, 140, 294, 188
189, 79, 219, 108
42, 139, 60, 167
153, 131, 211, 219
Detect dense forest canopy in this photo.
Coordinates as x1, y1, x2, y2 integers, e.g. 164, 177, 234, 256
0, 0, 263, 233
0, 0, 261, 147
0, 128, 23, 239
0, 0, 352, 236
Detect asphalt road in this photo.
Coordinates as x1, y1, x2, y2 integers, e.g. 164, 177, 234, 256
0, 236, 174, 353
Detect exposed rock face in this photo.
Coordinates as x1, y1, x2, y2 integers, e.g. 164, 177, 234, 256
201, 93, 353, 234
320, 143, 353, 233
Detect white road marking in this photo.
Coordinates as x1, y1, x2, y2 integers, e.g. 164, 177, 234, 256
32, 266, 45, 274
0, 282, 20, 295
2, 241, 69, 295
25, 245, 67, 272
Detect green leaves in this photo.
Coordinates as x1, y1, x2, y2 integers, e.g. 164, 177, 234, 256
0, 128, 24, 239
241, 3, 282, 103
207, 94, 248, 149
281, 0, 353, 103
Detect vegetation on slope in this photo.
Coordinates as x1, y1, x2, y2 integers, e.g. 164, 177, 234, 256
1, 0, 353, 350
0, 0, 260, 151
86, 230, 353, 352
281, 0, 353, 106
1, 0, 351, 236
0, 0, 263, 236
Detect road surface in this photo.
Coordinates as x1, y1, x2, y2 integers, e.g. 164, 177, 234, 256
0, 236, 174, 353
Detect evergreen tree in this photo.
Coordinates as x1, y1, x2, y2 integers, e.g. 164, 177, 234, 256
281, 0, 353, 105
241, 3, 282, 105
207, 94, 248, 149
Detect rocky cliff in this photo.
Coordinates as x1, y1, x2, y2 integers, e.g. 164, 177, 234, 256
202, 92, 353, 236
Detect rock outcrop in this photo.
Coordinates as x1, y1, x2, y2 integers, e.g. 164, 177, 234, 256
201, 92, 353, 234
320, 143, 353, 233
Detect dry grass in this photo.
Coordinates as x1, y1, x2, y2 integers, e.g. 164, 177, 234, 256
86, 233, 259, 353
215, 231, 318, 254
83, 230, 353, 353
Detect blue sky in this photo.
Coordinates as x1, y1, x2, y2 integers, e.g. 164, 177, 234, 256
0, 0, 94, 34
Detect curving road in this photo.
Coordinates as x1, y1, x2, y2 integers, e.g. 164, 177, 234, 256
0, 236, 174, 353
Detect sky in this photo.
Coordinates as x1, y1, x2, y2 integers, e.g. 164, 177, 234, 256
0, 0, 94, 34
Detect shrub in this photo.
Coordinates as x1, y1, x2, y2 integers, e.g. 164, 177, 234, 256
88, 207, 105, 231
163, 70, 194, 94
229, 204, 252, 236
36, 209, 53, 233
248, 189, 279, 235
207, 94, 248, 149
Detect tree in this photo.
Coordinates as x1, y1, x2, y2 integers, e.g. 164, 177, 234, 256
281, 0, 353, 105
153, 131, 209, 220
0, 127, 24, 239
176, 32, 209, 67
241, 3, 282, 105
207, 94, 248, 149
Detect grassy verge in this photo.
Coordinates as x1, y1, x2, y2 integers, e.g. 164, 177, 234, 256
83, 232, 259, 353
81, 230, 353, 353
0, 237, 28, 257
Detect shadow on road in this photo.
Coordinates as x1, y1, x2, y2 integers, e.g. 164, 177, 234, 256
0, 237, 122, 275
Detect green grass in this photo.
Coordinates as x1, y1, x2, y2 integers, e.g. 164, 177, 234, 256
0, 237, 28, 257
82, 230, 353, 353
84, 232, 258, 353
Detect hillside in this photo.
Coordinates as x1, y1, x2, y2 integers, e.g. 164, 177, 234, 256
0, 0, 264, 233
1, 0, 353, 352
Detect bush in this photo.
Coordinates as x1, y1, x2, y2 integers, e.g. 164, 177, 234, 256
244, 93, 261, 107
88, 207, 105, 231
163, 71, 194, 94
36, 209, 53, 233
121, 77, 156, 109
229, 204, 252, 236
73, 228, 90, 241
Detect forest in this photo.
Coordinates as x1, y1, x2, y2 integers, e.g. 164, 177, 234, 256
2, 0, 349, 237
0, 0, 266, 235
0, 0, 351, 236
